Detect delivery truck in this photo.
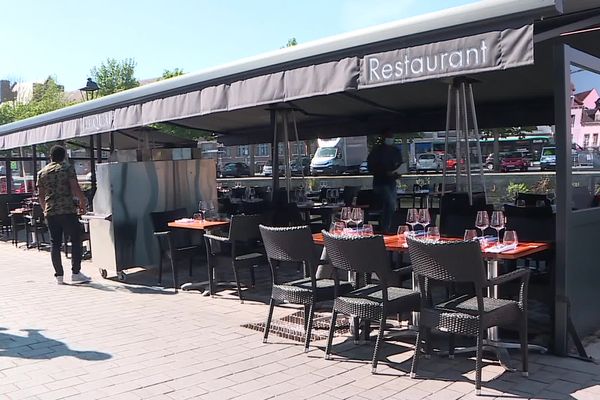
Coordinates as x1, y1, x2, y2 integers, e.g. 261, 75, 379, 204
310, 136, 368, 175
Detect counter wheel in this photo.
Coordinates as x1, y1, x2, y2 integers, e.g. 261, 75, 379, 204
118, 271, 127, 281
99, 268, 108, 279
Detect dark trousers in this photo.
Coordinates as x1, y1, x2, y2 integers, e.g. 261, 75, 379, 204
46, 214, 82, 277
373, 181, 397, 233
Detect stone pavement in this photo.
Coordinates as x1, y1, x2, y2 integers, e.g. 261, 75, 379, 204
1, 241, 600, 399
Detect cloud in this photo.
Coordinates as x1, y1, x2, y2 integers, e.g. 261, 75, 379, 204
339, 0, 418, 31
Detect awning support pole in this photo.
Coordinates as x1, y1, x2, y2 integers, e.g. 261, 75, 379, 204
282, 111, 292, 203
468, 83, 487, 203
270, 109, 279, 194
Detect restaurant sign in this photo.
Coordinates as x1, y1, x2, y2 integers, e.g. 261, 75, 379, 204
359, 24, 533, 88
81, 110, 114, 135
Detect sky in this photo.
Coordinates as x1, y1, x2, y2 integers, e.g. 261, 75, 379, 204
1, 0, 480, 91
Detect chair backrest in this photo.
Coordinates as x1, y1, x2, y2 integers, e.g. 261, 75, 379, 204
322, 230, 393, 284
228, 214, 263, 242
439, 203, 493, 237
230, 187, 246, 199
515, 192, 551, 207
259, 225, 319, 277
356, 189, 382, 210
504, 204, 555, 242
149, 208, 188, 233
407, 237, 486, 286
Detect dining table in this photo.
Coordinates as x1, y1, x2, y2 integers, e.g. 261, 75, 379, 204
312, 232, 551, 369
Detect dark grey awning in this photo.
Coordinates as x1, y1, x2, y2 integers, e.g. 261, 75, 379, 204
3, 0, 599, 149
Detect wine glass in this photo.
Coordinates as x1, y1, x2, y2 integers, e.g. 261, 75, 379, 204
330, 221, 345, 234
418, 209, 431, 230
397, 225, 409, 240
464, 229, 478, 241
351, 208, 363, 228
475, 211, 489, 237
427, 227, 440, 242
406, 208, 419, 231
362, 224, 374, 236
503, 230, 519, 247
340, 207, 352, 228
490, 210, 505, 245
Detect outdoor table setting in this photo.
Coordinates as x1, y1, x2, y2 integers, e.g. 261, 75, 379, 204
312, 206, 551, 370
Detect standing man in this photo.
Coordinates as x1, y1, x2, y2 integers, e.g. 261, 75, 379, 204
367, 131, 403, 233
37, 145, 91, 285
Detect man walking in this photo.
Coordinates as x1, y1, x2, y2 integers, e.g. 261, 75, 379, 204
367, 130, 403, 233
37, 145, 91, 284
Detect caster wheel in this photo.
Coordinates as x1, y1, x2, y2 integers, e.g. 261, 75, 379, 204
118, 271, 127, 281
99, 268, 108, 279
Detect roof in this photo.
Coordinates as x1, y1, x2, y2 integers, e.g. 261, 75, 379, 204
1, 0, 599, 148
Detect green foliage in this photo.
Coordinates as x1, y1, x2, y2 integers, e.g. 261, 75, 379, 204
506, 181, 530, 201
282, 37, 298, 48
90, 58, 139, 96
532, 176, 555, 194
161, 68, 185, 80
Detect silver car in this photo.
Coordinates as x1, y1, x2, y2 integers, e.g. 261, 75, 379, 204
416, 153, 442, 173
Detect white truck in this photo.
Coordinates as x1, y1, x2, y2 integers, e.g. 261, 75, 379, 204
310, 136, 368, 175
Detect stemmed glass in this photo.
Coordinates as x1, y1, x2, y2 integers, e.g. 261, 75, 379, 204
418, 209, 431, 231
340, 207, 352, 229
198, 200, 207, 221
475, 211, 490, 237
406, 208, 419, 231
350, 207, 364, 229
490, 210, 505, 246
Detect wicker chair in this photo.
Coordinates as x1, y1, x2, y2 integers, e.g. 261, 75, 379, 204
322, 231, 420, 373
259, 225, 353, 352
204, 214, 266, 302
406, 237, 530, 395
150, 208, 203, 292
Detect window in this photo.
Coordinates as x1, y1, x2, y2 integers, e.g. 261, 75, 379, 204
571, 114, 576, 127
593, 134, 599, 147
583, 134, 590, 148
257, 144, 270, 156
237, 146, 249, 157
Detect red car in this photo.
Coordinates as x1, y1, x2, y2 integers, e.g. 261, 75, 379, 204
443, 154, 464, 170
500, 151, 529, 172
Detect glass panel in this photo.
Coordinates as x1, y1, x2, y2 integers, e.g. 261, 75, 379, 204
570, 63, 600, 210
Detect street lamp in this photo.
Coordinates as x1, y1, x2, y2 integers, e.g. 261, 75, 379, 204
79, 78, 99, 101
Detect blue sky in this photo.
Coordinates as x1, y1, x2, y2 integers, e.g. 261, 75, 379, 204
1, 0, 479, 91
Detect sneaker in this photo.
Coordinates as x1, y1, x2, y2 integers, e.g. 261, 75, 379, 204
71, 272, 91, 284
56, 276, 64, 285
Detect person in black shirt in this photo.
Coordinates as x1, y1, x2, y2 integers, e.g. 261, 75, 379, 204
367, 131, 403, 233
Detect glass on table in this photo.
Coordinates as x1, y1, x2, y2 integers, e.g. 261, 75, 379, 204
475, 210, 490, 236
193, 212, 204, 221
418, 208, 431, 230
351, 207, 364, 228
426, 226, 440, 242
406, 208, 419, 231
464, 229, 478, 241
361, 224, 374, 236
397, 225, 410, 240
490, 210, 505, 245
503, 230, 519, 246
329, 221, 345, 234
340, 207, 352, 227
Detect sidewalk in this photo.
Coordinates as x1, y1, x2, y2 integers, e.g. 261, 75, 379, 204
1, 241, 599, 399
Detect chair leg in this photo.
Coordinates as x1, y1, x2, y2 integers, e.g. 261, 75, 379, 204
520, 317, 529, 377
250, 266, 256, 288
448, 333, 455, 359
208, 263, 215, 296
475, 330, 484, 396
353, 316, 360, 344
169, 257, 178, 293
424, 328, 433, 359
371, 317, 387, 373
158, 255, 163, 285
263, 299, 275, 343
325, 310, 338, 360
410, 327, 423, 378
304, 303, 315, 353
232, 264, 243, 303
303, 304, 311, 331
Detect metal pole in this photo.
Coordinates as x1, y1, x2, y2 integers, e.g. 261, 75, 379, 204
460, 82, 473, 205
90, 136, 96, 192
95, 135, 102, 164
441, 84, 452, 196
32, 144, 38, 189
468, 83, 488, 203
270, 109, 279, 194
454, 86, 462, 191
109, 132, 115, 154
282, 111, 291, 203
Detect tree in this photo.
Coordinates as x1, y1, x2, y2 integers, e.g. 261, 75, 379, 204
90, 58, 139, 96
282, 37, 297, 48
161, 68, 184, 80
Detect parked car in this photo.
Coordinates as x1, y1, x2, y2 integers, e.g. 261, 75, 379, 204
221, 162, 250, 177
290, 157, 311, 176
415, 153, 443, 173
262, 160, 284, 176
500, 151, 529, 172
359, 160, 369, 174
540, 147, 556, 171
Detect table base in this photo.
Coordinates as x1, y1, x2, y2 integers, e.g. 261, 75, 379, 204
441, 340, 547, 371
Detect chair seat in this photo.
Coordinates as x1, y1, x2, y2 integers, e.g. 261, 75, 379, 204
272, 278, 353, 304
334, 284, 420, 320
423, 295, 522, 334
234, 252, 266, 262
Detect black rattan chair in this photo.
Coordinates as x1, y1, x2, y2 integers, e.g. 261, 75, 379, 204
322, 231, 420, 373
204, 214, 266, 302
25, 203, 48, 250
259, 225, 353, 352
150, 208, 203, 292
406, 237, 530, 395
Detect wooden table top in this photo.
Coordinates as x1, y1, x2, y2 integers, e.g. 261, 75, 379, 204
168, 220, 230, 230
312, 233, 551, 261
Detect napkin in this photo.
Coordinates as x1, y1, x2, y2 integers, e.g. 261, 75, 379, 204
485, 243, 518, 253
175, 218, 195, 223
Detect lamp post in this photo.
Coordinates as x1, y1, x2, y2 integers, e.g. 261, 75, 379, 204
79, 78, 99, 101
